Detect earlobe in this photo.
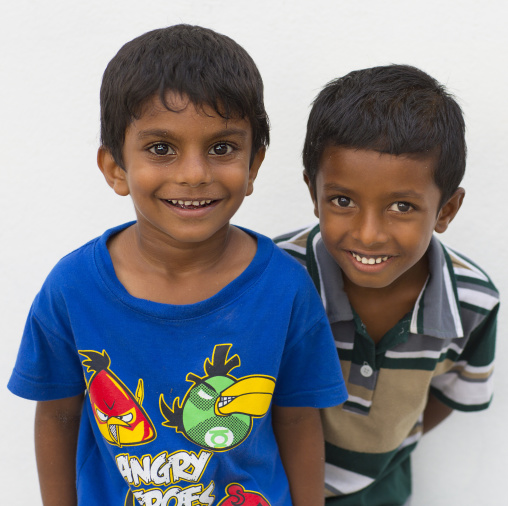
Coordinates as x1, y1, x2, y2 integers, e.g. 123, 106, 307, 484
97, 147, 130, 197
434, 187, 465, 233
245, 147, 265, 196
303, 172, 319, 218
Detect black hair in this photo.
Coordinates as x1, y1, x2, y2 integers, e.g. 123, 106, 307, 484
303, 64, 466, 206
100, 24, 269, 167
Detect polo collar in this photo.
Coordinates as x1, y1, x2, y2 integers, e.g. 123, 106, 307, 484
311, 231, 464, 339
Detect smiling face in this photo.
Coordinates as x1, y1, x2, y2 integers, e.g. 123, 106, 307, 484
98, 92, 263, 247
308, 146, 463, 293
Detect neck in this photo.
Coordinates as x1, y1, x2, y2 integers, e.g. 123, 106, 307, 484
128, 222, 234, 276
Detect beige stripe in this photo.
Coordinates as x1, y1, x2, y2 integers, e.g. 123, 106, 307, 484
322, 368, 431, 453
433, 359, 493, 380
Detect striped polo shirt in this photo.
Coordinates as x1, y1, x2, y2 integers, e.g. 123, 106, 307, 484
275, 224, 499, 505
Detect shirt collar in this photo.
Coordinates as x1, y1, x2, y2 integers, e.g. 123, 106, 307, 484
314, 233, 464, 339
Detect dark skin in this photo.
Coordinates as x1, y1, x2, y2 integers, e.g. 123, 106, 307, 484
272, 406, 325, 506
34, 94, 325, 504
35, 395, 84, 506
306, 148, 465, 437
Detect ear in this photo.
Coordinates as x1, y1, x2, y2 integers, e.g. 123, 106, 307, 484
434, 187, 465, 233
245, 147, 265, 196
303, 172, 319, 218
97, 146, 130, 197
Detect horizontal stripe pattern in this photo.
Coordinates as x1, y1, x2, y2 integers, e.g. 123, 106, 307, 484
276, 225, 499, 499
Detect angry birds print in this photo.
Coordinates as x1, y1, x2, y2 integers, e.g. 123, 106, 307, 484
217, 484, 271, 506
79, 349, 156, 447
159, 344, 275, 451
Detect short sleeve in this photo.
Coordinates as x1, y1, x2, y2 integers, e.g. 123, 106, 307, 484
8, 297, 86, 401
272, 279, 348, 408
430, 303, 498, 411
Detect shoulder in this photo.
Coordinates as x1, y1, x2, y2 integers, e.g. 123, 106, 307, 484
439, 239, 499, 304
434, 238, 499, 336
273, 224, 320, 266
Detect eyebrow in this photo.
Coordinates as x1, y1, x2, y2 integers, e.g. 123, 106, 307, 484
136, 128, 249, 141
322, 183, 426, 200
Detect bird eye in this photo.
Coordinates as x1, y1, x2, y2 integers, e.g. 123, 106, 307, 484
96, 408, 108, 422
120, 413, 133, 423
198, 389, 213, 400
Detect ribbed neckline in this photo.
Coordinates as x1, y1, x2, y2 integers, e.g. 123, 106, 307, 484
93, 222, 273, 321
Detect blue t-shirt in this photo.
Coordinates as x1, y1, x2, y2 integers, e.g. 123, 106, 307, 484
9, 223, 347, 505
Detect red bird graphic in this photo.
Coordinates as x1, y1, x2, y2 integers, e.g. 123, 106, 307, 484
79, 350, 156, 447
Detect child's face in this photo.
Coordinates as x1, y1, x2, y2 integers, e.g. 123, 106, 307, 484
307, 146, 463, 291
99, 92, 264, 246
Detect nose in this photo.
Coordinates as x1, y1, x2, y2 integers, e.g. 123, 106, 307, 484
351, 209, 388, 247
174, 153, 213, 187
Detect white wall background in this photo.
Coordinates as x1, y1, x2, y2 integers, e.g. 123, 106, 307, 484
1, 1, 506, 504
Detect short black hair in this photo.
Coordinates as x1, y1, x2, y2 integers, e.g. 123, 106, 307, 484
303, 64, 466, 206
100, 24, 269, 167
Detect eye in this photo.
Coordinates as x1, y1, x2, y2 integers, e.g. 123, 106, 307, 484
198, 388, 213, 400
209, 142, 233, 156
332, 196, 355, 208
389, 202, 413, 213
148, 143, 175, 156
96, 408, 108, 422
119, 413, 133, 423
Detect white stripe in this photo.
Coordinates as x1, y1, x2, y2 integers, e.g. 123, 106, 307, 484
454, 266, 489, 282
347, 394, 372, 408
386, 349, 441, 359
325, 463, 375, 494
458, 288, 499, 311
410, 276, 429, 334
335, 340, 354, 350
385, 341, 464, 360
457, 360, 495, 375
442, 263, 464, 337
398, 430, 422, 450
445, 246, 489, 282
278, 241, 307, 256
312, 231, 327, 310
431, 371, 494, 406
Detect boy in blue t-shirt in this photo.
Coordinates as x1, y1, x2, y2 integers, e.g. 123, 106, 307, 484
8, 25, 347, 505
277, 65, 498, 505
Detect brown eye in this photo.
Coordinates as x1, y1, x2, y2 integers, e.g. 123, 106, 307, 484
149, 143, 173, 155
209, 143, 232, 155
390, 202, 413, 213
332, 196, 354, 208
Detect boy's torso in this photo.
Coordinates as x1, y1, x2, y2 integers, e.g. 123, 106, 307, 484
276, 224, 498, 503
10, 222, 347, 505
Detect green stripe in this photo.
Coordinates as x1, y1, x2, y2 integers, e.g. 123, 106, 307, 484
456, 275, 498, 291
430, 386, 492, 412
343, 401, 370, 414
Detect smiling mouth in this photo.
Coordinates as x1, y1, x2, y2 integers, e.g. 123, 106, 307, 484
351, 251, 391, 265
164, 199, 216, 209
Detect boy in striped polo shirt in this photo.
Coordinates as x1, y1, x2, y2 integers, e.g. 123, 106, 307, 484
276, 64, 499, 505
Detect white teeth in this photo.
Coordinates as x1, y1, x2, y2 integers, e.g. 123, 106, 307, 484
168, 199, 214, 208
184, 201, 192, 205
352, 252, 390, 264
206, 200, 211, 204
178, 200, 184, 205
200, 200, 206, 205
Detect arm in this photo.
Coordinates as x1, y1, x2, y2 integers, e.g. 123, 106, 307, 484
35, 394, 84, 506
272, 405, 325, 506
422, 392, 453, 434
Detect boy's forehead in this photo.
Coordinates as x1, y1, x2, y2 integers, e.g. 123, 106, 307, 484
317, 145, 442, 201
127, 91, 253, 141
